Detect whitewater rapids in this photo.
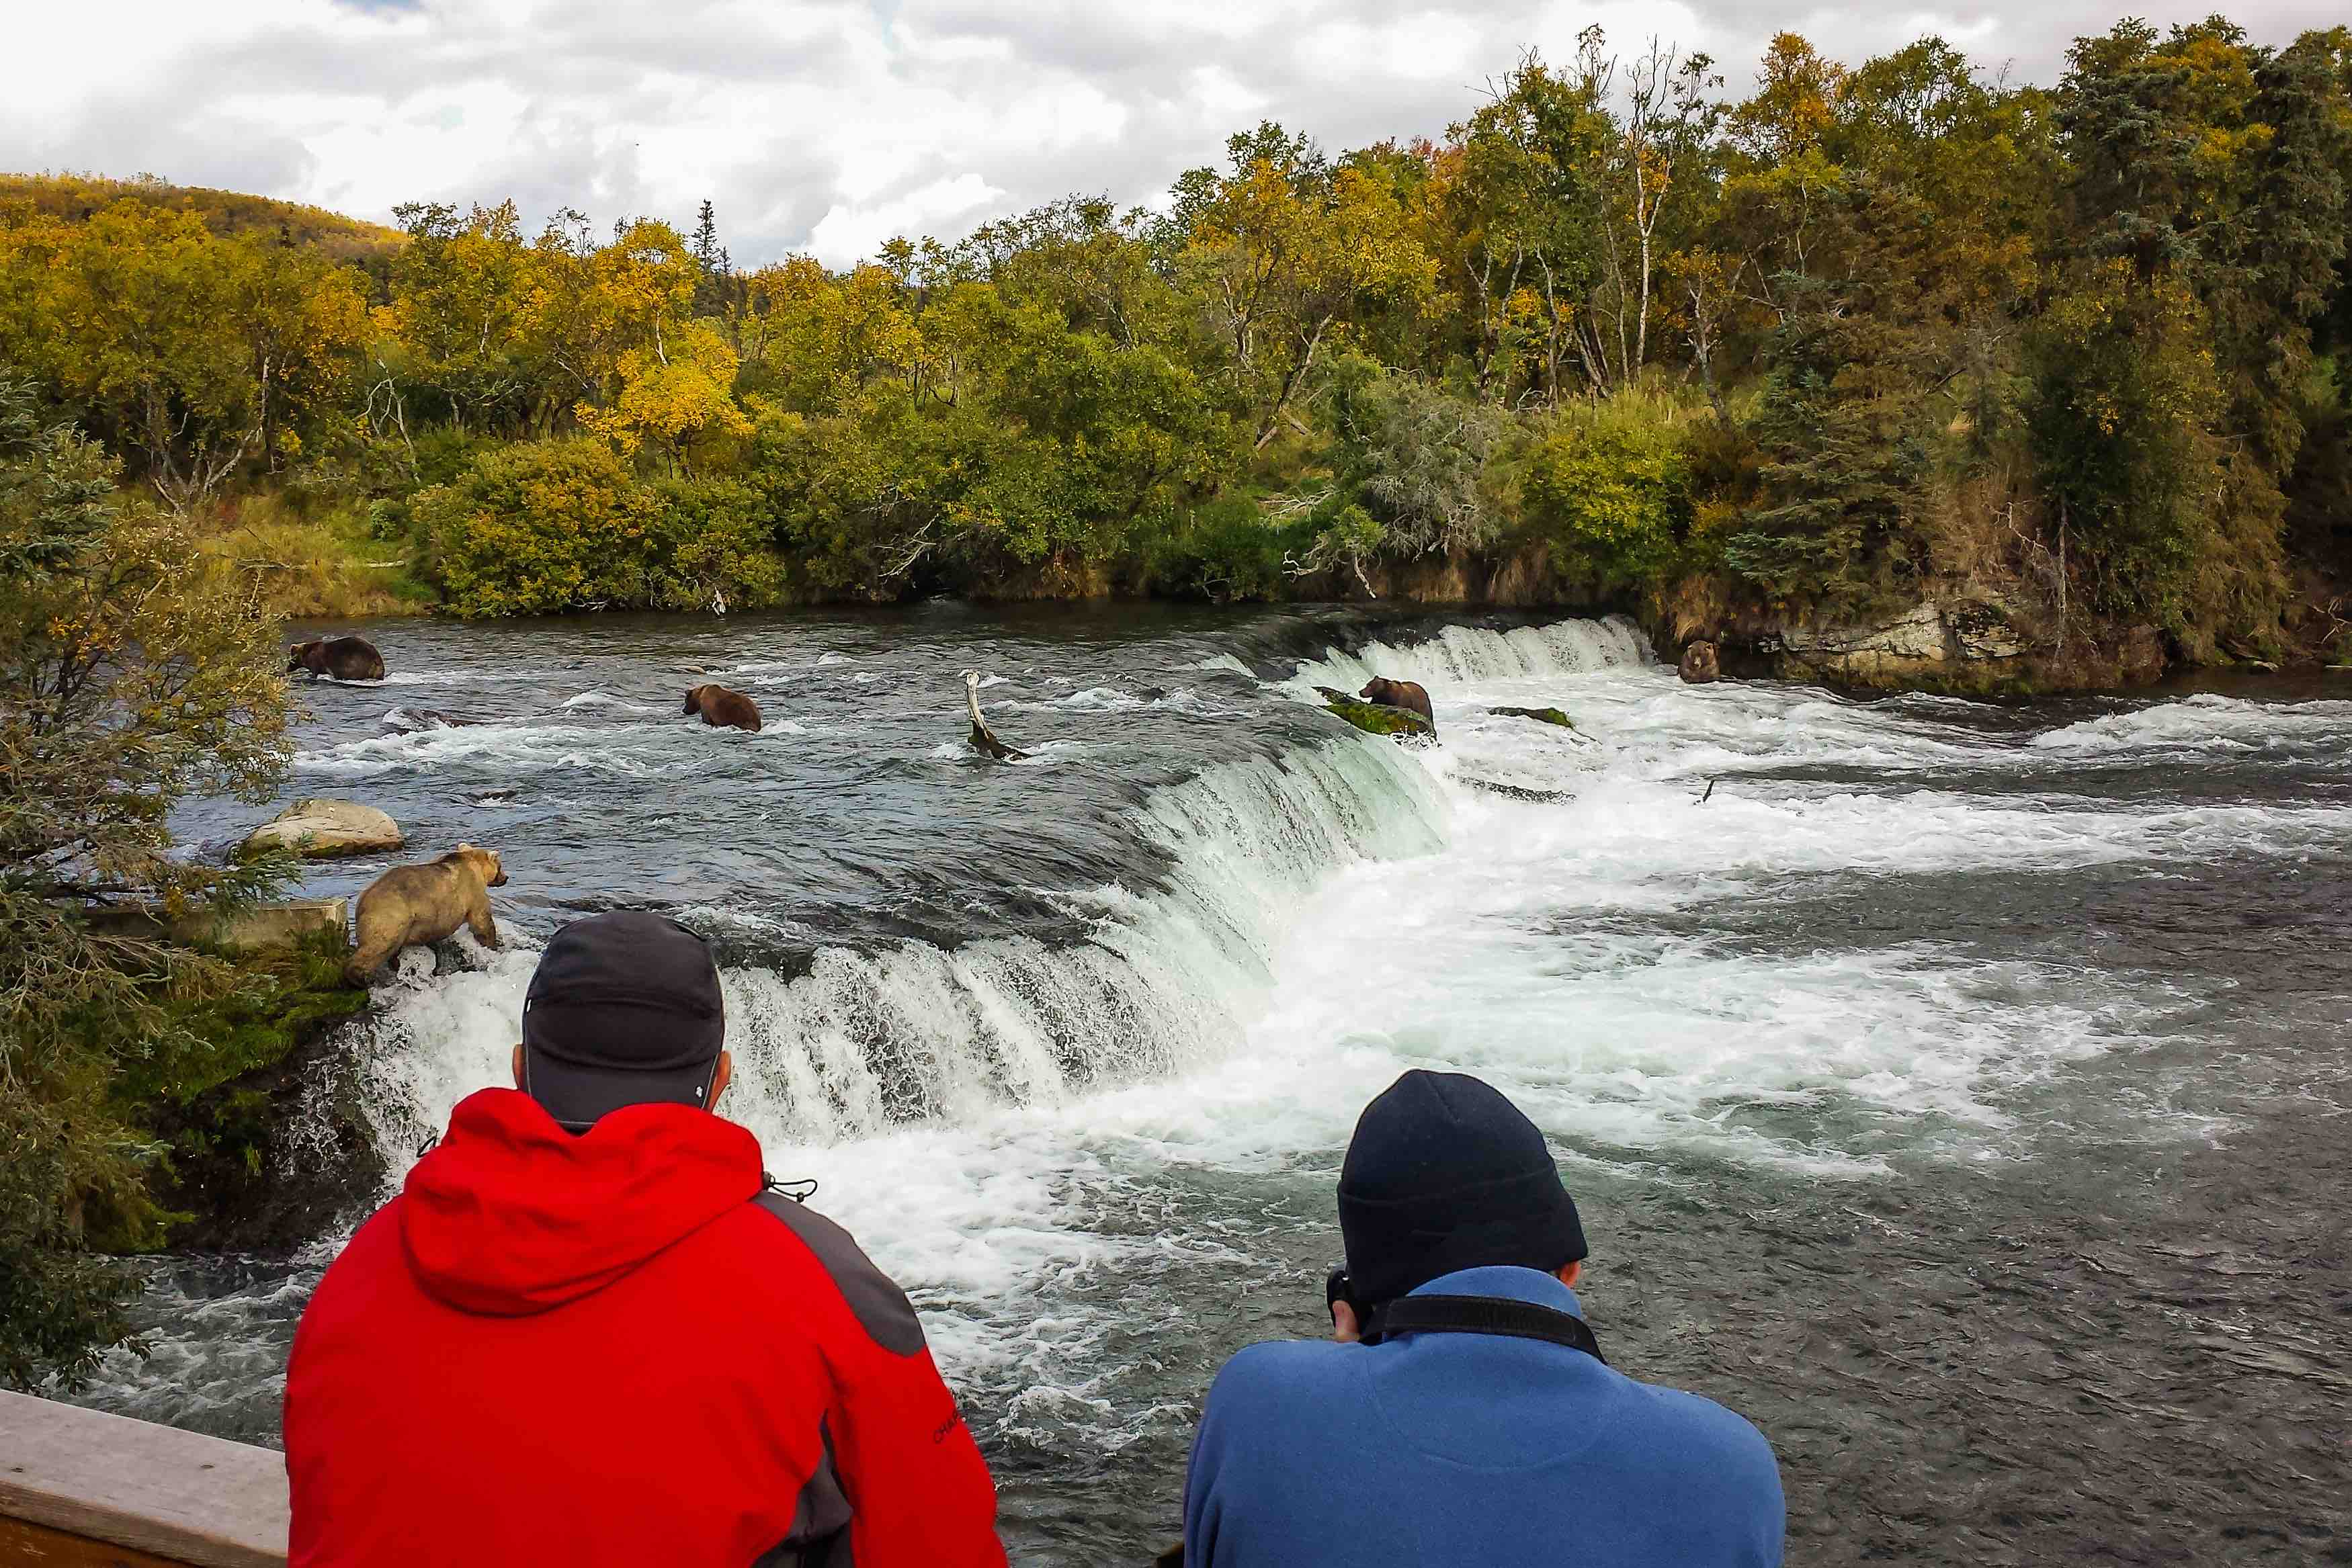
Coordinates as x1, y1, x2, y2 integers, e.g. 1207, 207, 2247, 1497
88, 608, 2352, 1565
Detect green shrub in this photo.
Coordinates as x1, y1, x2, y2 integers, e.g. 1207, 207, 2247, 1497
1144, 495, 1307, 602
646, 475, 789, 612
1516, 398, 1694, 589
416, 439, 790, 616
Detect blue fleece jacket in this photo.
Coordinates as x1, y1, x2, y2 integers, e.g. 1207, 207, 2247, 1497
1181, 1266, 1783, 1568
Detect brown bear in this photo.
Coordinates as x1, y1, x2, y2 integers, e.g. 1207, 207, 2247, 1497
290, 636, 386, 682
1679, 641, 1722, 685
345, 844, 507, 986
1358, 676, 1435, 727
683, 684, 763, 733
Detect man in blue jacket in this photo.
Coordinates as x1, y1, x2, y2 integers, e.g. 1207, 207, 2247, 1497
1182, 1070, 1784, 1567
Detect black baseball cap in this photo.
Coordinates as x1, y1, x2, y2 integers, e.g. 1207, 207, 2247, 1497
1338, 1070, 1587, 1307
519, 912, 726, 1133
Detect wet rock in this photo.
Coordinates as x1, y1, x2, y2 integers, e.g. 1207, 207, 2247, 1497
83, 897, 351, 956
1679, 641, 1722, 683
1947, 599, 2026, 660
382, 709, 478, 734
243, 798, 405, 859
2119, 624, 2168, 683
1769, 595, 2040, 688
1490, 705, 1578, 730
1780, 602, 1948, 662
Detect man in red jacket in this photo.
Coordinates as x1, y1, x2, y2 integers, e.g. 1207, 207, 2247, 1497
284, 911, 1005, 1567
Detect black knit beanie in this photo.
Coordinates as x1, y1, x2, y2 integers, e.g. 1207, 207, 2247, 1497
1338, 1070, 1587, 1308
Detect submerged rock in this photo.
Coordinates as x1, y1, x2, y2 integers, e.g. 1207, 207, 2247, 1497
1314, 685, 1435, 740
244, 798, 405, 859
1679, 641, 1722, 683
1488, 705, 1578, 730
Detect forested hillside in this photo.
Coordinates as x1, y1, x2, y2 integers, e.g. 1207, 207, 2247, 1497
3, 18, 2348, 674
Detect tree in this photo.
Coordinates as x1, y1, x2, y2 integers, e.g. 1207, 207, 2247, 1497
1426, 58, 1607, 401
1724, 267, 1934, 607
1577, 30, 1724, 390
1728, 32, 1848, 167
7, 204, 366, 512
384, 201, 537, 438
0, 376, 292, 1387
2058, 19, 2351, 471
742, 258, 923, 414
2025, 262, 2255, 629
687, 199, 734, 320
522, 214, 700, 420
1173, 124, 1434, 446
579, 320, 753, 473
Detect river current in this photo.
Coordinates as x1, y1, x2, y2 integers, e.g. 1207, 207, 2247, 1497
77, 605, 2351, 1563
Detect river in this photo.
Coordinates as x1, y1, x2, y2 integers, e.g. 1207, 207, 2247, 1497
75, 605, 2352, 1563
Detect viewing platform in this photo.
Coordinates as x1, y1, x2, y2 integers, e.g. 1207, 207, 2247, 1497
0, 1391, 286, 1566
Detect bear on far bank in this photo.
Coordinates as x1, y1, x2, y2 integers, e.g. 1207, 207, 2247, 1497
345, 844, 507, 986
1359, 677, 1435, 727
290, 636, 386, 682
683, 684, 762, 733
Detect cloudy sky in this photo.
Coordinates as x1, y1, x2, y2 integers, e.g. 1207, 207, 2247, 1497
7, 0, 2341, 267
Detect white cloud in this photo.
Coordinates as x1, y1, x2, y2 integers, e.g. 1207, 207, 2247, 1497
808, 170, 1005, 264
3, 0, 2343, 267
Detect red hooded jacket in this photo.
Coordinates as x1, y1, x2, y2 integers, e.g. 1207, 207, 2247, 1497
284, 1088, 1005, 1566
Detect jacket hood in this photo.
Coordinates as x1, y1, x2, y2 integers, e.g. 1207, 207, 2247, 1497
400, 1087, 763, 1316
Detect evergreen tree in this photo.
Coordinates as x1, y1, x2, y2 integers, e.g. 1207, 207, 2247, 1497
687, 198, 732, 318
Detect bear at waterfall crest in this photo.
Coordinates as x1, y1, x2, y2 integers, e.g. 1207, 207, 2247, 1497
345, 845, 508, 986
683, 684, 763, 733
1358, 677, 1435, 726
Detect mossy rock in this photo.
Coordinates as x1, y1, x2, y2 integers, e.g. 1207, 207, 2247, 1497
1489, 706, 1577, 730
101, 927, 379, 1252
1314, 686, 1435, 741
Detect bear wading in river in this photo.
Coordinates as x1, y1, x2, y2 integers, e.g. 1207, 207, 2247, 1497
345, 845, 507, 986
289, 636, 386, 682
1359, 677, 1435, 728
683, 684, 763, 733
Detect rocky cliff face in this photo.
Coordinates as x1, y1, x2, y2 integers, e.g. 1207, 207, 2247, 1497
1706, 595, 2169, 694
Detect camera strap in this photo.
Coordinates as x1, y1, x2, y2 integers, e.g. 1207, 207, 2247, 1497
1361, 1294, 1607, 1364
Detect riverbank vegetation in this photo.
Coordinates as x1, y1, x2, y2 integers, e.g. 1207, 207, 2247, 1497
4, 19, 2348, 666
0, 374, 321, 1389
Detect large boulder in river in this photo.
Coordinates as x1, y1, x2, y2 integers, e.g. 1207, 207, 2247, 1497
1679, 641, 1722, 684
243, 799, 405, 860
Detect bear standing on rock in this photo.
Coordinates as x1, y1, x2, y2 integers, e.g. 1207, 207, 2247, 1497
345, 845, 507, 986
683, 684, 763, 733
1358, 677, 1435, 728
290, 636, 386, 682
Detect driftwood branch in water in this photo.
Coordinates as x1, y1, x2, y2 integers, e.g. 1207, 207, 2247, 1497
962, 670, 1027, 761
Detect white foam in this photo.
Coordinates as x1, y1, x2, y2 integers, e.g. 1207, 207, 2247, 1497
1291, 615, 1652, 693
2031, 693, 2352, 756
560, 691, 667, 715
296, 722, 700, 780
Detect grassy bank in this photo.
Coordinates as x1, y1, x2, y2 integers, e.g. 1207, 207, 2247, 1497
196, 495, 436, 619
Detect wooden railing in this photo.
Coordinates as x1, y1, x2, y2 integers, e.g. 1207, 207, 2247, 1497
0, 1391, 287, 1567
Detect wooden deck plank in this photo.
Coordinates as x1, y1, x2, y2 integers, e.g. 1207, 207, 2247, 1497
0, 1392, 287, 1568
